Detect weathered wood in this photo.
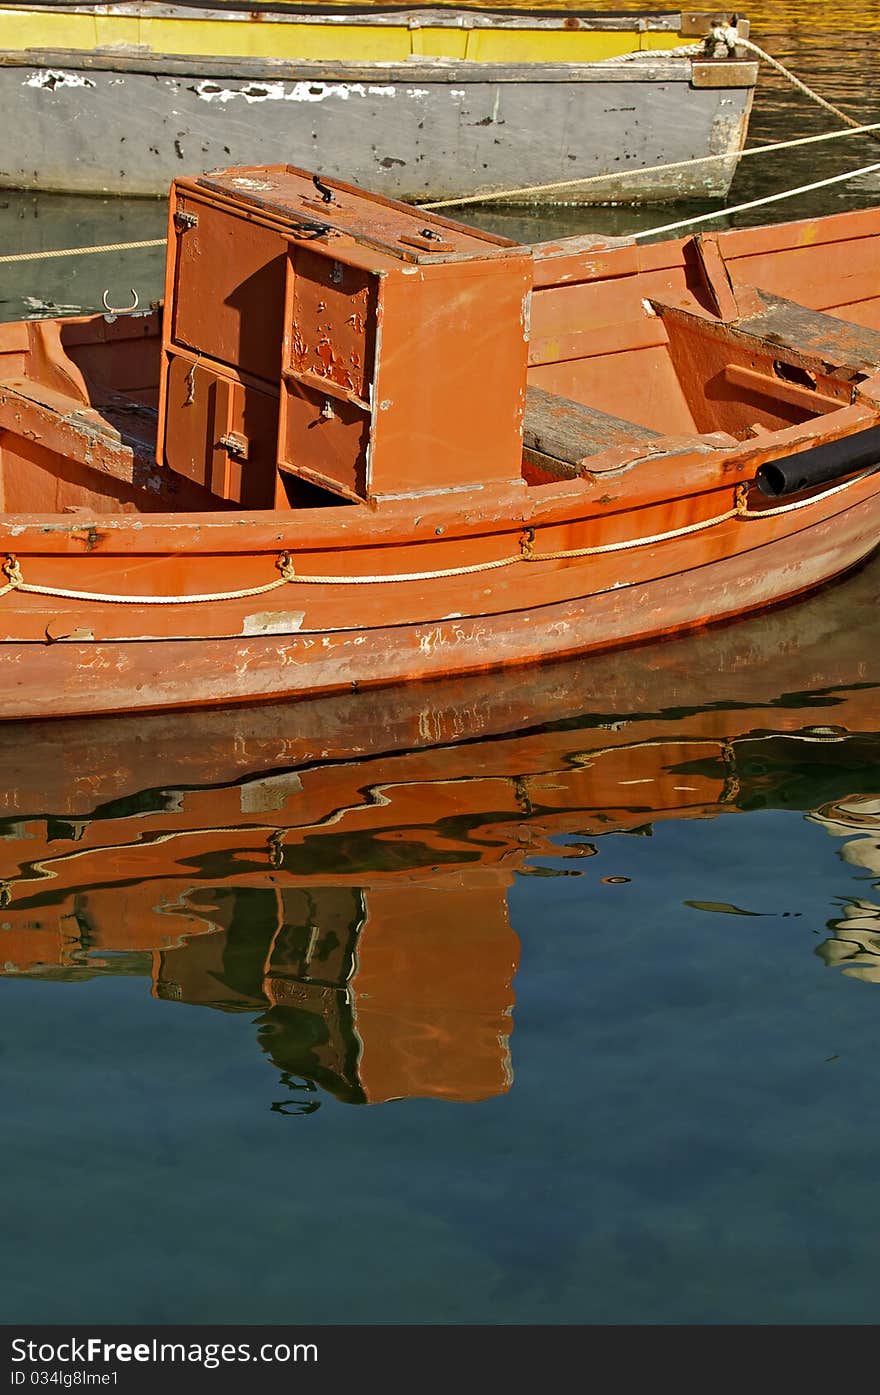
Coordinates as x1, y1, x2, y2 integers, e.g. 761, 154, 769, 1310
735, 290, 880, 375
0, 4, 694, 33
0, 54, 755, 201
523, 384, 660, 476
0, 47, 718, 81
0, 379, 168, 493
654, 293, 880, 378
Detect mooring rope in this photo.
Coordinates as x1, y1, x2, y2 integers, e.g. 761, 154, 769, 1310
725, 31, 869, 133
1, 467, 875, 606
0, 237, 165, 266
632, 161, 880, 240
2, 118, 878, 267
418, 122, 880, 212
420, 26, 875, 211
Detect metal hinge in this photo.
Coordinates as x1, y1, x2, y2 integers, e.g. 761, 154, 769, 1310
219, 432, 249, 460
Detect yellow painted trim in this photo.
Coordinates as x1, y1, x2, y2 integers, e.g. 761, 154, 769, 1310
0, 9, 697, 64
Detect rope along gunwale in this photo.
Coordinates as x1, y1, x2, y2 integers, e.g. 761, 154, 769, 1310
1, 467, 876, 605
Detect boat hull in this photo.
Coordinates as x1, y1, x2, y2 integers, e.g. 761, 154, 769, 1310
2, 494, 876, 721
0, 53, 756, 202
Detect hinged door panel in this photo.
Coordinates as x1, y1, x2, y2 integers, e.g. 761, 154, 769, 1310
163, 354, 279, 507
277, 242, 378, 501
170, 195, 286, 386
287, 248, 377, 403
278, 378, 370, 502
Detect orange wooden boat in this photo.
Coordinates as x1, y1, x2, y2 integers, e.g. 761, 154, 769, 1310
1, 162, 880, 719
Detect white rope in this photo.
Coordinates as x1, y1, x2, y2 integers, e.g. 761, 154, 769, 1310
419, 123, 880, 213
0, 557, 292, 605
588, 42, 703, 64
0, 237, 165, 266
2, 465, 875, 607
523, 502, 738, 562
0, 552, 525, 603
261, 553, 523, 586
723, 31, 867, 131
632, 161, 880, 241
422, 26, 876, 212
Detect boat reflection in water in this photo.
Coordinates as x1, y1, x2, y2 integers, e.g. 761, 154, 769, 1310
2, 553, 880, 1110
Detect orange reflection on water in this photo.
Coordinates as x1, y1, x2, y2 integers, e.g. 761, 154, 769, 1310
2, 551, 880, 1108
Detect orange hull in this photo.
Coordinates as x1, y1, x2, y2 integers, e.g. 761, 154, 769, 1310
1, 165, 880, 719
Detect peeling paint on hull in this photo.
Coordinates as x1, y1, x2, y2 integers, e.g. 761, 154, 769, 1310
1, 504, 876, 721
0, 60, 755, 202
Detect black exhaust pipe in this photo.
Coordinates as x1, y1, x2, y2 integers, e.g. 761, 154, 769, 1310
756, 423, 880, 497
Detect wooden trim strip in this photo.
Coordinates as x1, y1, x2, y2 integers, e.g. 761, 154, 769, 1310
0, 47, 715, 83
0, 4, 691, 34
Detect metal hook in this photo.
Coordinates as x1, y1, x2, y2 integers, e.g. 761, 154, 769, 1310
312, 173, 335, 205
102, 288, 139, 314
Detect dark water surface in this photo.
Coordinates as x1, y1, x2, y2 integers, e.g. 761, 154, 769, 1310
3, 2, 880, 1326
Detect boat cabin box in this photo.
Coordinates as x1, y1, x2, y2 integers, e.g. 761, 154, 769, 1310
157, 165, 532, 508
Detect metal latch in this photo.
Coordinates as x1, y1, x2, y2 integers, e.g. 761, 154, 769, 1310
174, 210, 199, 231
219, 432, 249, 460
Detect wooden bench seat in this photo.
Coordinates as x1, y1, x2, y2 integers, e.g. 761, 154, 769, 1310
523, 384, 661, 479
733, 290, 880, 375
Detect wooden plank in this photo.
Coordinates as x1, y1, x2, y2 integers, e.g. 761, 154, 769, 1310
4, 4, 691, 33
0, 322, 30, 352
691, 59, 757, 88
735, 290, 880, 373
654, 294, 880, 381
531, 239, 639, 290
723, 364, 843, 414
717, 209, 880, 262
0, 47, 703, 82
528, 316, 669, 368
0, 379, 172, 493
522, 384, 660, 472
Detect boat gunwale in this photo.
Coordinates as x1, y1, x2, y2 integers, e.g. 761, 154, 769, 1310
3, 343, 878, 553
0, 47, 758, 83
0, 409, 876, 555
0, 5, 721, 35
